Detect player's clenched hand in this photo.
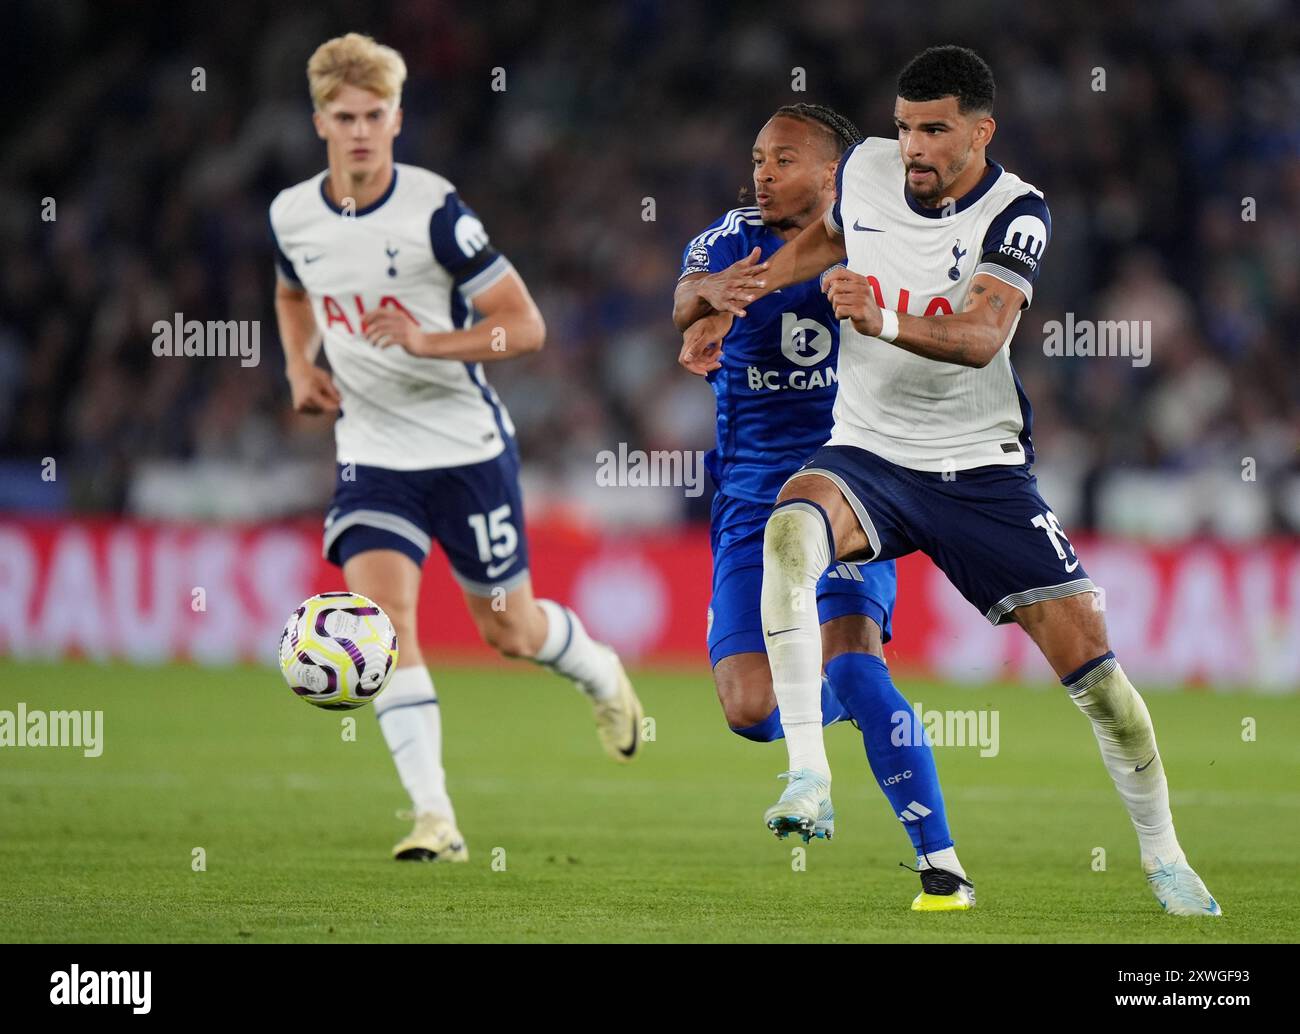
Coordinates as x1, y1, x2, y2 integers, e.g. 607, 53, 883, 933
679, 312, 733, 376
697, 247, 769, 318
822, 267, 884, 337
361, 307, 427, 356
287, 364, 341, 415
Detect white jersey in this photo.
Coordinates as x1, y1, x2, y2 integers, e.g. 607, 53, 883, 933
826, 137, 1050, 472
269, 163, 515, 470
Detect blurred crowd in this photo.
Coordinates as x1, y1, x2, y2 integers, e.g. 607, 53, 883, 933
3, 0, 1298, 531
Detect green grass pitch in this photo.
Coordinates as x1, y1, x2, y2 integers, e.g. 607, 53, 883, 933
1, 660, 1297, 943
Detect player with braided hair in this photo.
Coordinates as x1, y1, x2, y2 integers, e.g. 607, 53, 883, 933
673, 105, 973, 910
719, 46, 1219, 918
773, 104, 863, 159
733, 105, 863, 207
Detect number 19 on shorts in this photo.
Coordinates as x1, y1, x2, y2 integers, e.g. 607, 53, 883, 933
1030, 511, 1080, 573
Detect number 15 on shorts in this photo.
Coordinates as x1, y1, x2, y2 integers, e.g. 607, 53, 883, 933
468, 504, 519, 568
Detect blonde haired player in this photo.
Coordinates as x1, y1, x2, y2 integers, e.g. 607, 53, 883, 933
271, 33, 643, 862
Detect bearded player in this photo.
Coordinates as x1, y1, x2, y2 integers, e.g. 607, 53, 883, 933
712, 46, 1219, 915
270, 33, 643, 863
674, 104, 972, 910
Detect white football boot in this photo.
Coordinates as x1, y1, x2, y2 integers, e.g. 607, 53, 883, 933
1143, 854, 1222, 916
392, 811, 468, 863
590, 647, 643, 762
763, 769, 834, 842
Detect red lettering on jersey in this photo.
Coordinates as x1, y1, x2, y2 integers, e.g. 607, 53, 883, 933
862, 276, 955, 318
377, 296, 419, 324
322, 296, 354, 334
865, 276, 885, 309
320, 294, 419, 336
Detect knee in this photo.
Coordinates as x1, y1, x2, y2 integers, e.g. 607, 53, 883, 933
714, 672, 777, 731
720, 693, 776, 731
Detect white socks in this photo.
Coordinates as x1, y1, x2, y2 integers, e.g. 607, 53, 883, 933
533, 598, 619, 701
761, 502, 833, 779
375, 666, 454, 822
1067, 658, 1183, 863
918, 846, 967, 879
375, 603, 615, 824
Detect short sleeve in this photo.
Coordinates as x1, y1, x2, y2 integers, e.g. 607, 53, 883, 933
826, 142, 858, 235
679, 212, 750, 280
430, 191, 510, 298
269, 213, 302, 289
976, 192, 1051, 307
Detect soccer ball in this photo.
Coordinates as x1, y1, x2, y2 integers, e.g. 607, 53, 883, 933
279, 592, 399, 710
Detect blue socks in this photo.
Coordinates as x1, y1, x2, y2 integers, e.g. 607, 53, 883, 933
824, 652, 954, 855
729, 676, 852, 742
725, 653, 955, 857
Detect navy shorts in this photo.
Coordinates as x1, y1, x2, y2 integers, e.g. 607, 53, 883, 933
708, 491, 895, 667
322, 444, 530, 597
797, 444, 1094, 625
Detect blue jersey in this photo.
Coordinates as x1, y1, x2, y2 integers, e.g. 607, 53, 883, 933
680, 207, 842, 504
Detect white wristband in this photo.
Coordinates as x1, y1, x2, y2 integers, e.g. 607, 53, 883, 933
878, 309, 899, 343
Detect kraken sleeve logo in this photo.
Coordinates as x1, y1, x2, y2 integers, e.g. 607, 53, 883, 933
1002, 215, 1047, 260
454, 213, 489, 257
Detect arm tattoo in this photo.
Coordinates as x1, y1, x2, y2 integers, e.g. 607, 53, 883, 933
930, 319, 972, 366
968, 280, 1006, 312
902, 280, 1016, 366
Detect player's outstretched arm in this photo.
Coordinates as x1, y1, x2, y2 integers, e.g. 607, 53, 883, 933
729, 213, 848, 315
673, 249, 770, 329
362, 269, 545, 362
824, 270, 1024, 369
276, 279, 340, 414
